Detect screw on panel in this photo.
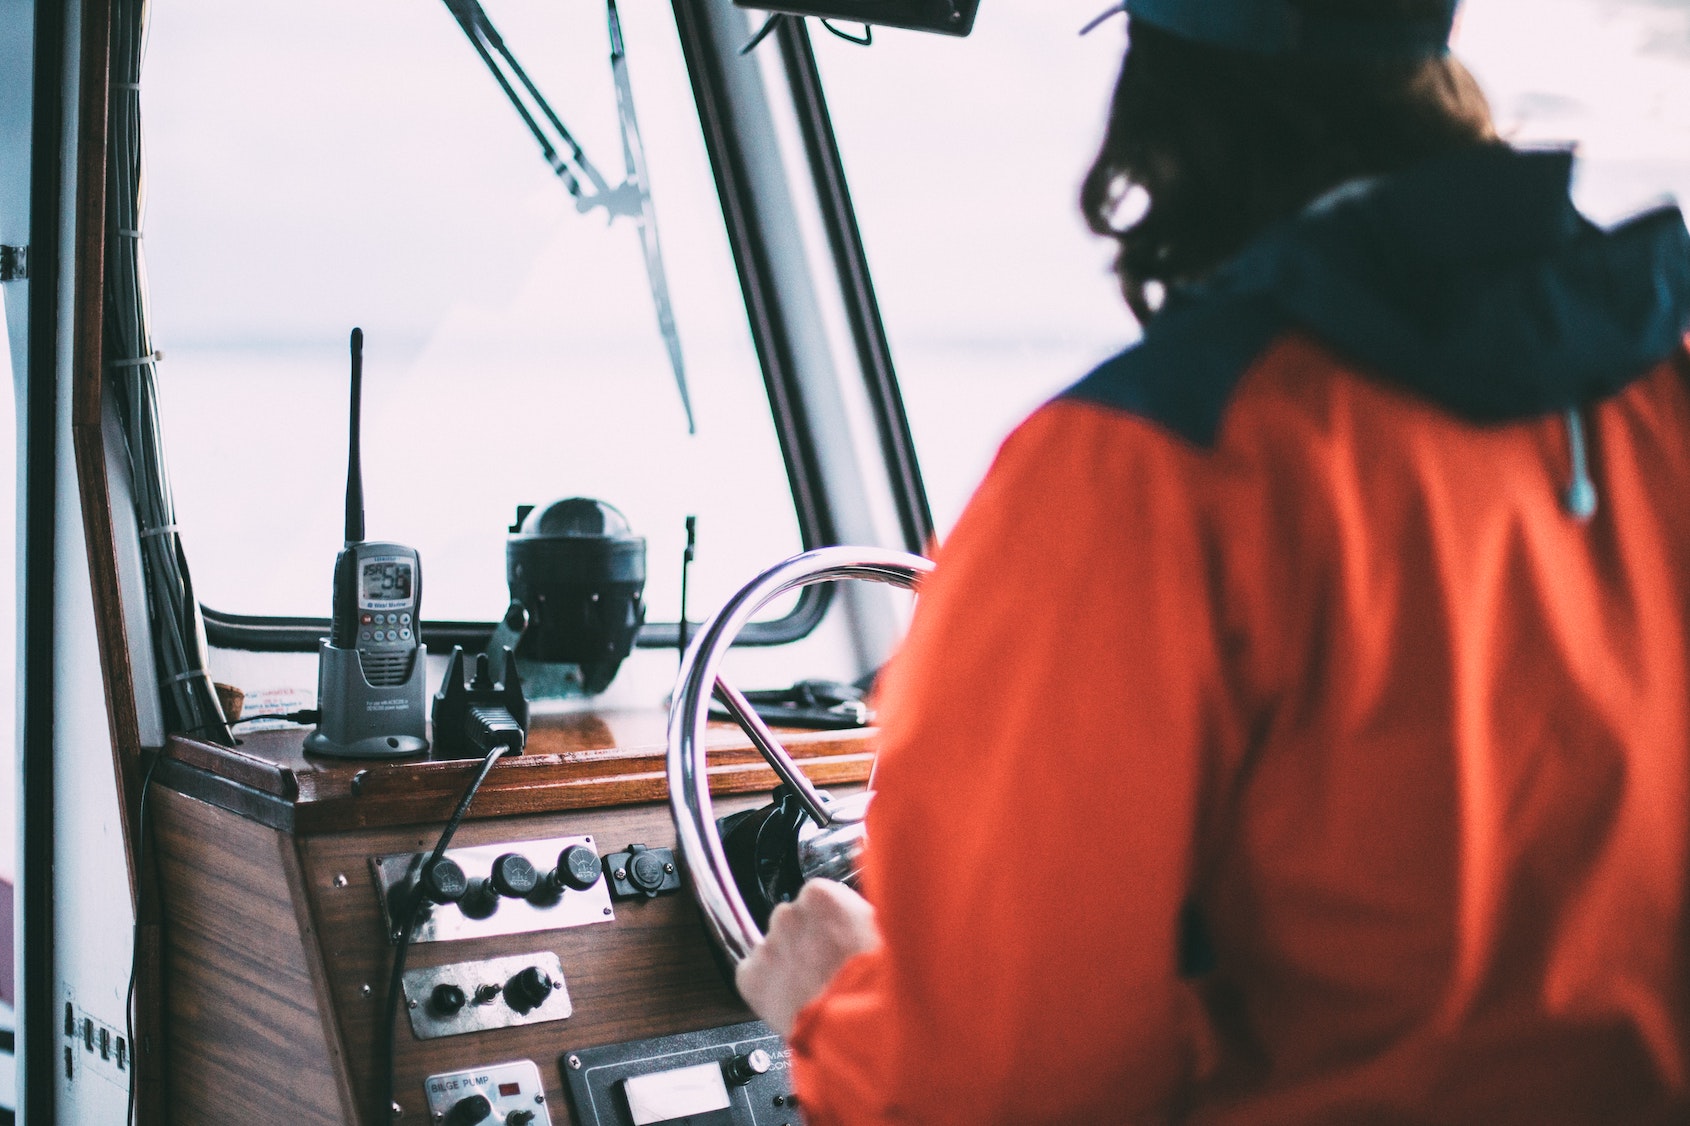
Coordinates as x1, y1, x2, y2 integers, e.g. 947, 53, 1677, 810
614, 868, 627, 881
536, 1093, 545, 1102
351, 769, 370, 796
567, 1054, 582, 1070
361, 983, 373, 998
663, 863, 674, 873
391, 1101, 403, 1118
602, 907, 612, 916
408, 999, 419, 1010
333, 873, 349, 887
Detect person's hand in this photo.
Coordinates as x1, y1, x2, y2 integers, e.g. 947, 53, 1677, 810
736, 879, 880, 1038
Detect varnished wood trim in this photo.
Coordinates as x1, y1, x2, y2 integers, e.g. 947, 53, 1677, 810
155, 756, 295, 833
69, 0, 169, 1119
70, 0, 142, 848
163, 728, 876, 832
169, 736, 296, 800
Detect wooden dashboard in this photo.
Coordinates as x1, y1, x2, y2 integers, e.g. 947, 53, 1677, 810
149, 709, 873, 1125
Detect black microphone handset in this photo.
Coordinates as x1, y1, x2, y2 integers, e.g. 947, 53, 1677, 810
305, 329, 430, 759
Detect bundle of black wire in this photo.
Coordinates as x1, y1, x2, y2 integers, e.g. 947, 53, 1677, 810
379, 743, 516, 1120
106, 0, 233, 750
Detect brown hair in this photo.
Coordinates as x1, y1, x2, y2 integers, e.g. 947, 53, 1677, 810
1081, 1, 1495, 323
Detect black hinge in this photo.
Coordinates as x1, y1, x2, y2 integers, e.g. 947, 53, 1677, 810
0, 245, 27, 282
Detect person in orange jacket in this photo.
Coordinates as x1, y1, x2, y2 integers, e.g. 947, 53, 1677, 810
736, 0, 1690, 1122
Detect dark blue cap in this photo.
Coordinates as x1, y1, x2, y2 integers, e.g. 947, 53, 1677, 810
1098, 0, 1459, 58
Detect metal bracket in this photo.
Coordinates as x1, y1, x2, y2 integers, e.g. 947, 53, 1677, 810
373, 834, 615, 944
0, 245, 27, 282
403, 951, 571, 1040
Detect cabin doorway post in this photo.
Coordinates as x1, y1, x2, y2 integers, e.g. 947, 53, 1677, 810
7, 0, 70, 1119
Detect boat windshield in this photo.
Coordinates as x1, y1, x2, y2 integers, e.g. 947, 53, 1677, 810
140, 0, 803, 626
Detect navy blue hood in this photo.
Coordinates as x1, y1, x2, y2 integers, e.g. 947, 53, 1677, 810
1067, 144, 1690, 446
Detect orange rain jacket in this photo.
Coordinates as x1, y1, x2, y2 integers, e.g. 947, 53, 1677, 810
788, 146, 1690, 1124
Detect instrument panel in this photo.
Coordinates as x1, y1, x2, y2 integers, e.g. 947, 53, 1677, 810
302, 798, 792, 1124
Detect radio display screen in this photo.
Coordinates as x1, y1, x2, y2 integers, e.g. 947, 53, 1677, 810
362, 560, 412, 602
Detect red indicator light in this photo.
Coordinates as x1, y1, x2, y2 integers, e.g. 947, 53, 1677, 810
498, 1082, 522, 1097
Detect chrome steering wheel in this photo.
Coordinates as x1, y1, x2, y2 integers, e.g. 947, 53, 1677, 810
666, 546, 933, 965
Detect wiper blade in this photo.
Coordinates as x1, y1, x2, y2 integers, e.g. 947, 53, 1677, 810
438, 0, 695, 434
607, 0, 694, 434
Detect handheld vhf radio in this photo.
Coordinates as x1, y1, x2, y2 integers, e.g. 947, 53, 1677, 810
304, 329, 430, 758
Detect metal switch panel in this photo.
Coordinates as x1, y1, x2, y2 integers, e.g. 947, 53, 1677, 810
374, 834, 615, 944
404, 951, 572, 1040
424, 1059, 553, 1126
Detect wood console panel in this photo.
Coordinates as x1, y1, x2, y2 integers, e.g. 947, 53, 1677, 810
152, 788, 356, 1125
153, 709, 872, 1125
166, 709, 875, 833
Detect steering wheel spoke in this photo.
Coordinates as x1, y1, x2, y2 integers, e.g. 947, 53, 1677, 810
711, 677, 837, 828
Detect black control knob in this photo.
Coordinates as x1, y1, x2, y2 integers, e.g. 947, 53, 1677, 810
556, 844, 603, 891
725, 1048, 772, 1086
506, 1112, 536, 1126
490, 853, 540, 899
429, 983, 466, 1017
503, 965, 554, 1015
446, 1094, 492, 1126
628, 849, 668, 894
420, 858, 468, 904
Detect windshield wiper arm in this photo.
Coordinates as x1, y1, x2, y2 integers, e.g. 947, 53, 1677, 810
438, 0, 696, 434
440, 0, 613, 199
607, 0, 694, 434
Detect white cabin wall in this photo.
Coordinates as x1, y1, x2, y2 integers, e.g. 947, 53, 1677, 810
3, 3, 38, 1100
1, 294, 19, 900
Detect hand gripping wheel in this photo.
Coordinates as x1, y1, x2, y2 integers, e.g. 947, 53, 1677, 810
666, 546, 933, 964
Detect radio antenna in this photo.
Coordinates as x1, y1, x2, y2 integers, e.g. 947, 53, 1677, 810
345, 327, 366, 545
